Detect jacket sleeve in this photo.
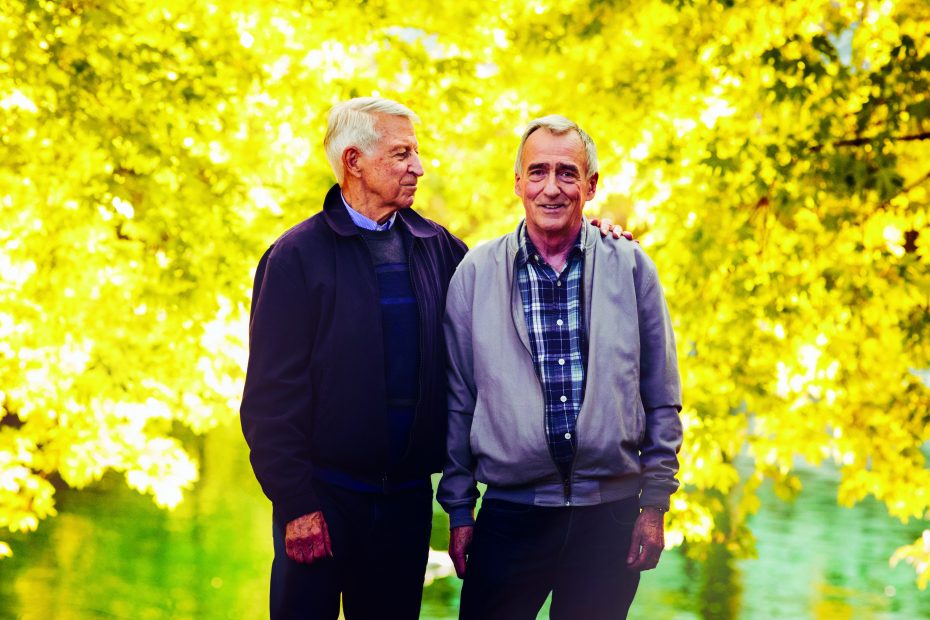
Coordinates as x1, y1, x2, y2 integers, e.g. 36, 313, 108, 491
437, 264, 480, 528
635, 253, 684, 511
240, 244, 320, 525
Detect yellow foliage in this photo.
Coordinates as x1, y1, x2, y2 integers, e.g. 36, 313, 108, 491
892, 530, 930, 590
1, 0, 928, 587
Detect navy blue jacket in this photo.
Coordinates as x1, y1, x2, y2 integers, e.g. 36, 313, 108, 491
240, 184, 468, 525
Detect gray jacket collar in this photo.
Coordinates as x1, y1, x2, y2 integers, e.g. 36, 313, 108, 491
504, 217, 596, 354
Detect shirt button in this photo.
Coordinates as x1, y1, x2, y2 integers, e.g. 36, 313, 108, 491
556, 280, 562, 287
558, 358, 565, 365
560, 395, 567, 402
564, 432, 572, 439
556, 319, 563, 326
565, 500, 571, 506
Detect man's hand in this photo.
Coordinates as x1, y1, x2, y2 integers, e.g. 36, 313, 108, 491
285, 510, 333, 565
626, 506, 665, 571
449, 525, 474, 579
589, 217, 637, 243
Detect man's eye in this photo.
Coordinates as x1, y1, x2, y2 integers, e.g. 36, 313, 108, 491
528, 170, 546, 180
559, 171, 579, 181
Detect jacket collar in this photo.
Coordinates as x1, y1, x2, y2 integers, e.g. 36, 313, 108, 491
506, 216, 594, 261
507, 216, 596, 344
322, 183, 439, 239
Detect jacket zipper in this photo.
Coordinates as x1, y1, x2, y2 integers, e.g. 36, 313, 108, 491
518, 265, 577, 507
396, 235, 424, 465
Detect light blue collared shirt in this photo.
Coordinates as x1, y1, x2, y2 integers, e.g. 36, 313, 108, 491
342, 192, 396, 231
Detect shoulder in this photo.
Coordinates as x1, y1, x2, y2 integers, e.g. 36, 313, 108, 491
429, 220, 469, 259
591, 235, 664, 299
258, 212, 331, 274
594, 234, 657, 272
401, 210, 468, 259
274, 212, 328, 249
456, 233, 510, 273
445, 234, 512, 304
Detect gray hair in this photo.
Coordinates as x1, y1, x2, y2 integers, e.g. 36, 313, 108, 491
324, 97, 420, 184
514, 115, 598, 179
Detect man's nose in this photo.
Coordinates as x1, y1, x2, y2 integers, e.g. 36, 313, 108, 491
409, 152, 424, 177
543, 172, 561, 196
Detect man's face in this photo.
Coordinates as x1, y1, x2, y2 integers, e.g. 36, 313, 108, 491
515, 129, 597, 241
356, 114, 423, 213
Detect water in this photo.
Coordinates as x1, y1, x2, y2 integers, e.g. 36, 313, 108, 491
1, 422, 927, 619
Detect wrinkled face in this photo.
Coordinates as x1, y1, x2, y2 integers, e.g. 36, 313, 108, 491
357, 114, 424, 212
515, 129, 597, 240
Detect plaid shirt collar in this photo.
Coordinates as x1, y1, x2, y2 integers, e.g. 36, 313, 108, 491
516, 221, 587, 271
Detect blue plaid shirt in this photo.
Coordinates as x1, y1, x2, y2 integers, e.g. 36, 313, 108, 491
516, 225, 588, 479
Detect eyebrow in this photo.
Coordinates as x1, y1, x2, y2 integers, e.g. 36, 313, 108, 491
527, 162, 580, 173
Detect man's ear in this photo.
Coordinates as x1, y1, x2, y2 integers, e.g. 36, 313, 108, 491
514, 173, 523, 199
585, 172, 599, 201
343, 147, 363, 179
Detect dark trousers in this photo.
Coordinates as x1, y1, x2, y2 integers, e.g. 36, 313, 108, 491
460, 496, 641, 620
270, 481, 433, 620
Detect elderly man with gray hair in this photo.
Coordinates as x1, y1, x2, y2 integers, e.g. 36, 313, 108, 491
240, 97, 467, 619
439, 115, 683, 619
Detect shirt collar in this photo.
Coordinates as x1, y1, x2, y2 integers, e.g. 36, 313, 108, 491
517, 222, 587, 268
341, 191, 396, 231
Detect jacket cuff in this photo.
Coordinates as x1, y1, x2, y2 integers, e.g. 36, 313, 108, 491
274, 489, 322, 527
448, 506, 476, 529
638, 489, 672, 512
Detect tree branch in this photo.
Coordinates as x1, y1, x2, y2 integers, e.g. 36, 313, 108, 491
879, 168, 930, 211
900, 168, 930, 195
809, 132, 930, 152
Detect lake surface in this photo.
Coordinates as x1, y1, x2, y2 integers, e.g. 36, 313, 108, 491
1, 421, 927, 619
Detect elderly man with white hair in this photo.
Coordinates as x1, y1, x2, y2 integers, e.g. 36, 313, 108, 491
240, 98, 467, 619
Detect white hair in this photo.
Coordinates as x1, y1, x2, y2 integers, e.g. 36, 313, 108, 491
323, 97, 420, 184
514, 115, 598, 179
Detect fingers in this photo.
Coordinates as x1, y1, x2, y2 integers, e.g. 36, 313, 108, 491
285, 511, 333, 565
452, 548, 467, 579
589, 217, 613, 239
309, 536, 329, 563
626, 511, 665, 571
449, 526, 474, 579
639, 542, 663, 570
589, 217, 637, 242
627, 539, 662, 570
626, 528, 642, 567
285, 536, 308, 564
286, 534, 329, 564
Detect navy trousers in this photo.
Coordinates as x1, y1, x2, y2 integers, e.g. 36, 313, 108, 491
459, 496, 642, 620
270, 480, 433, 620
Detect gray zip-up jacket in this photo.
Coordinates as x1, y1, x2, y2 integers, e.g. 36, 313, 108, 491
438, 219, 683, 528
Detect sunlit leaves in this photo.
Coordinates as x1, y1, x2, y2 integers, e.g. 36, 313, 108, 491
0, 0, 263, 554
1, 0, 928, 587
892, 530, 930, 590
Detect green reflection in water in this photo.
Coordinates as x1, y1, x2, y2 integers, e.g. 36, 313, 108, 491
1, 423, 927, 619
